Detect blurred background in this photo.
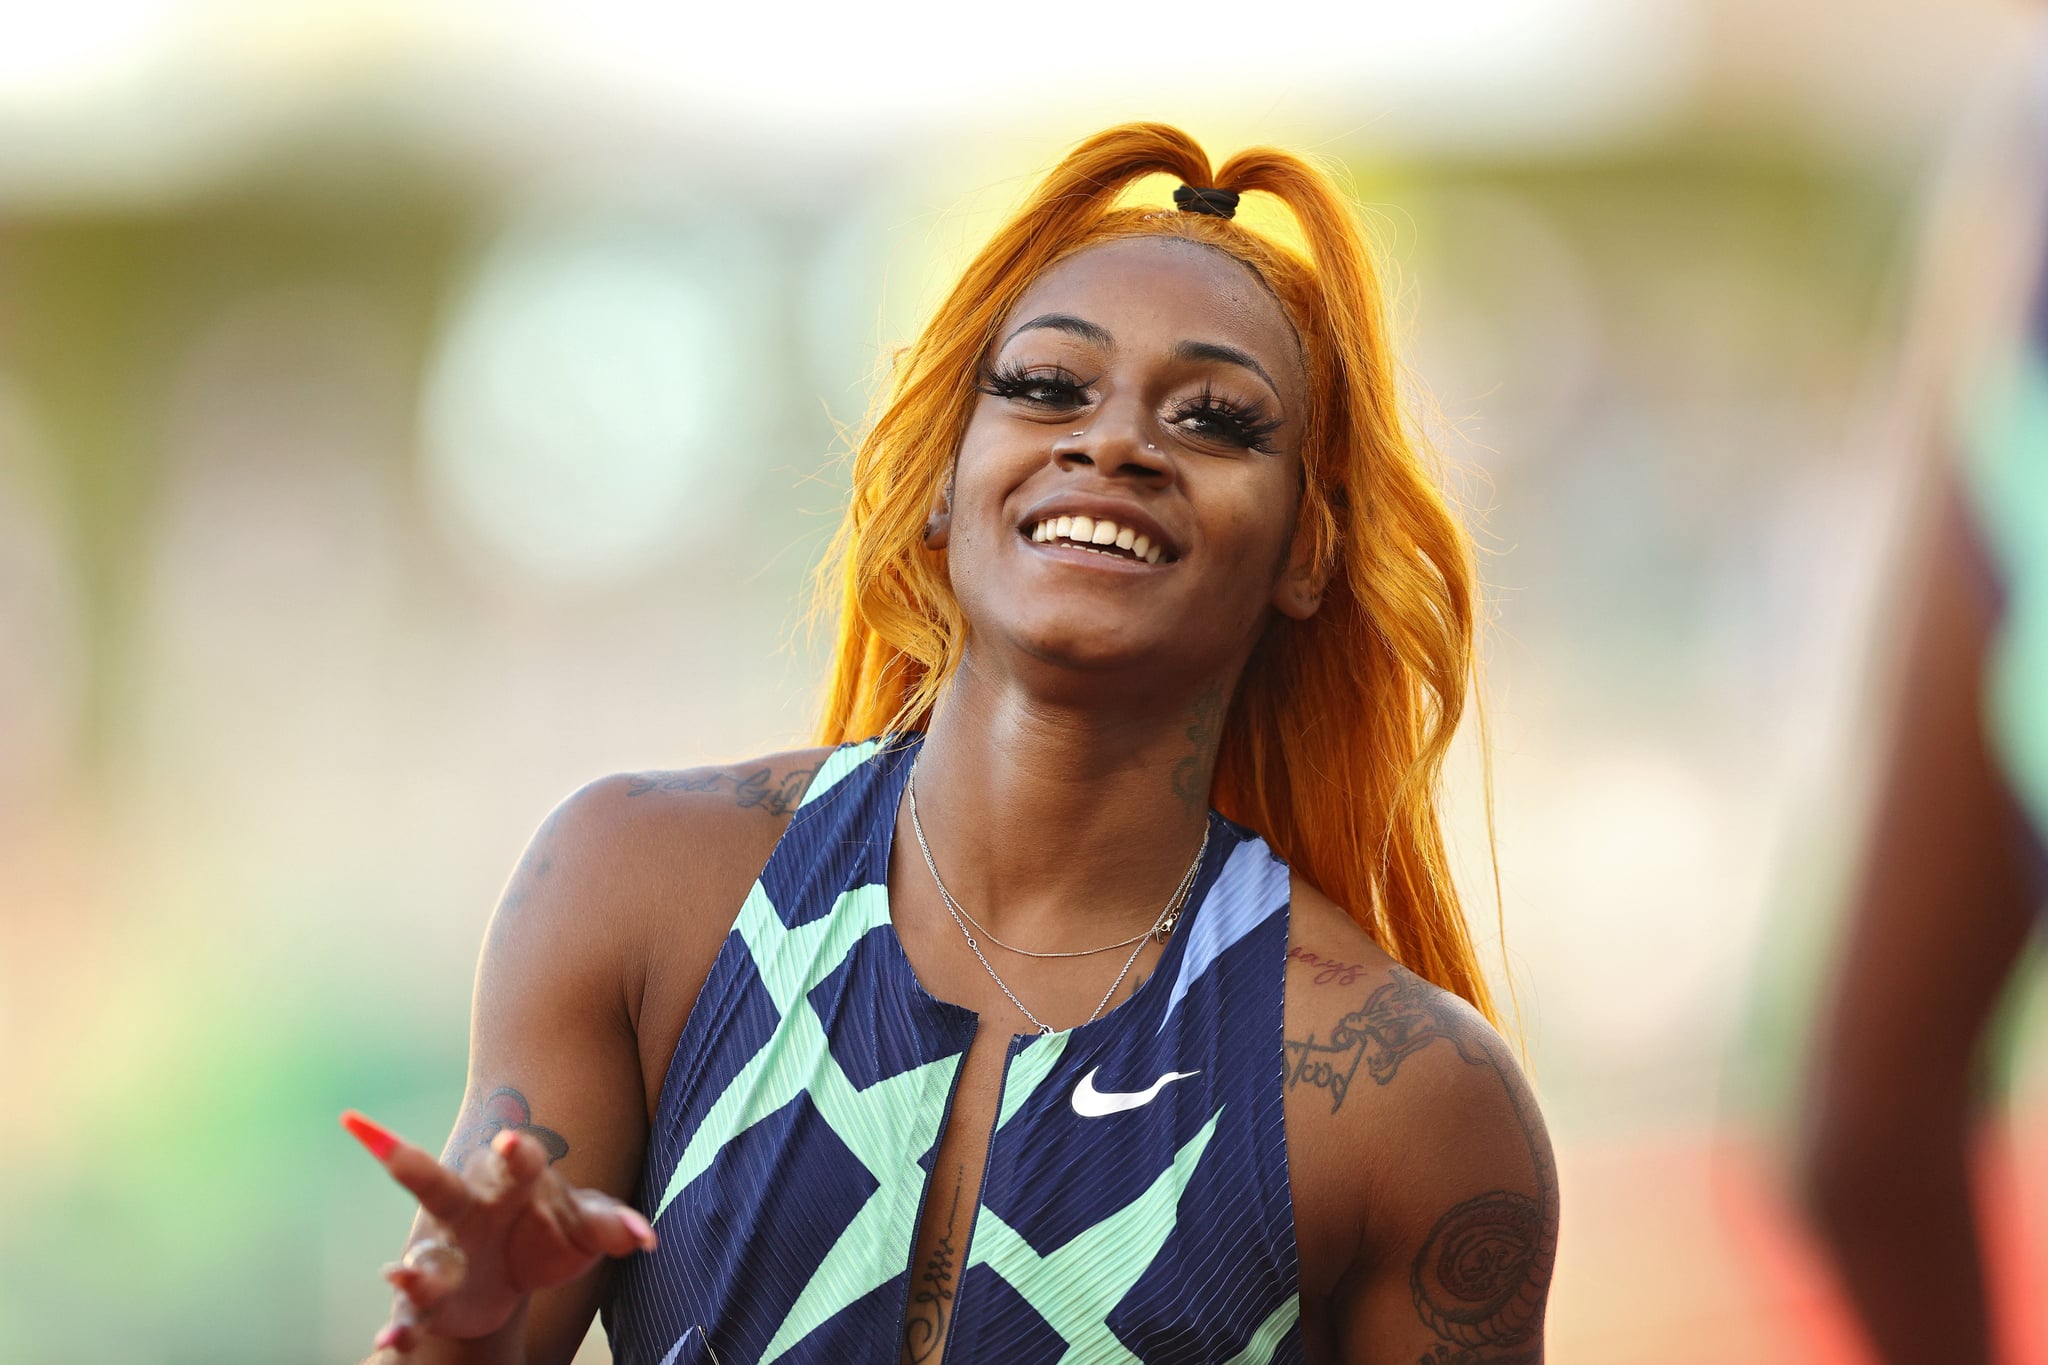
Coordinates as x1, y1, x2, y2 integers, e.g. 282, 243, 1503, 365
1, 0, 2045, 1361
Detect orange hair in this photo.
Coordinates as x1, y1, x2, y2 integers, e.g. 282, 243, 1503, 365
810, 123, 1502, 1027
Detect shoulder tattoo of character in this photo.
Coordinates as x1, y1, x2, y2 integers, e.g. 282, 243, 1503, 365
1284, 967, 1558, 1361
454, 1086, 569, 1167
624, 764, 815, 815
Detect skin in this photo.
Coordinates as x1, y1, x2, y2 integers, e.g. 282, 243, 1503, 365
351, 236, 1555, 1365
1797, 475, 2039, 1365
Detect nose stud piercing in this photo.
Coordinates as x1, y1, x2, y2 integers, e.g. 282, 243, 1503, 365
1070, 430, 1084, 436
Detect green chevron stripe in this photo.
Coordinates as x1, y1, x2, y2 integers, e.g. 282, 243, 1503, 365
1218, 1293, 1300, 1364
966, 1110, 1221, 1360
798, 737, 886, 808
997, 1031, 1070, 1131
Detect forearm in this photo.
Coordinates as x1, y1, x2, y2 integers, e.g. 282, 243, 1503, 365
1802, 1107, 1990, 1365
374, 1301, 529, 1365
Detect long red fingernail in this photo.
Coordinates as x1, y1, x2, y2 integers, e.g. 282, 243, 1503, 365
342, 1110, 400, 1161
621, 1208, 657, 1249
373, 1323, 404, 1351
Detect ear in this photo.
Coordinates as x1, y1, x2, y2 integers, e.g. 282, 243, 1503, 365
922, 475, 953, 550
1270, 520, 1329, 621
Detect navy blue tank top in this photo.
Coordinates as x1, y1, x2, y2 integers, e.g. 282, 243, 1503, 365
605, 732, 1304, 1363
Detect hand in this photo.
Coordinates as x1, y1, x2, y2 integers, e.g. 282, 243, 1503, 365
341, 1110, 657, 1356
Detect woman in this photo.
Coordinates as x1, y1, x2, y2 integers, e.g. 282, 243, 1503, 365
344, 122, 1557, 1365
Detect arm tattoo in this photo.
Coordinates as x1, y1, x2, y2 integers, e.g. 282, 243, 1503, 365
455, 1086, 569, 1167
1283, 965, 1488, 1115
625, 765, 814, 816
1284, 968, 1558, 1360
903, 1167, 965, 1363
1412, 1187, 1549, 1361
1419, 1348, 1541, 1365
1169, 684, 1226, 818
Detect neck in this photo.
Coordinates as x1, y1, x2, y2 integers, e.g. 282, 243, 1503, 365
904, 649, 1231, 945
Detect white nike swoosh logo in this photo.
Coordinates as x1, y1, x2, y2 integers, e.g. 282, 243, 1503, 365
1070, 1066, 1202, 1118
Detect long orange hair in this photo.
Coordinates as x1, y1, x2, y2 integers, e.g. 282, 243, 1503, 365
811, 123, 1501, 1026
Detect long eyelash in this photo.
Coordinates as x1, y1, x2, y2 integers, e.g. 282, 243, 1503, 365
1177, 385, 1283, 453
975, 361, 1086, 404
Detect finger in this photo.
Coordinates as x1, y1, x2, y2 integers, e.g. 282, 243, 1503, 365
492, 1128, 550, 1190
341, 1110, 474, 1226
560, 1188, 660, 1258
382, 1240, 468, 1309
465, 1129, 545, 1205
372, 1304, 418, 1356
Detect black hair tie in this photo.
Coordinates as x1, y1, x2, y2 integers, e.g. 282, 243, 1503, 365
1173, 185, 1240, 219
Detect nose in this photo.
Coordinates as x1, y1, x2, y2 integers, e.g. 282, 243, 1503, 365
1053, 397, 1175, 485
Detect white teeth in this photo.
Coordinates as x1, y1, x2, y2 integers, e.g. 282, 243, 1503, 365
1026, 514, 1171, 563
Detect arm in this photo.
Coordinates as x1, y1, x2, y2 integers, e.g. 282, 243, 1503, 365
1795, 480, 2037, 1365
356, 773, 730, 1365
1307, 968, 1558, 1364
353, 750, 836, 1363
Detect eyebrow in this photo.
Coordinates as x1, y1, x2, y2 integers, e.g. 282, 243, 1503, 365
1003, 312, 1113, 349
1001, 313, 1283, 401
1170, 339, 1280, 398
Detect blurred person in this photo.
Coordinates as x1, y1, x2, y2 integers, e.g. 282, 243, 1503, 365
1798, 41, 2048, 1365
341, 124, 1555, 1365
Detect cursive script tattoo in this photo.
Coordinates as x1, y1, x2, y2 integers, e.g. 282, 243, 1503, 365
455, 1086, 569, 1167
1169, 684, 1225, 818
1282, 1025, 1366, 1114
625, 765, 815, 816
904, 1170, 964, 1363
1286, 946, 1366, 988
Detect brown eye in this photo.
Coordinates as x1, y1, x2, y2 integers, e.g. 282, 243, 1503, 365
976, 364, 1090, 409
1169, 389, 1282, 453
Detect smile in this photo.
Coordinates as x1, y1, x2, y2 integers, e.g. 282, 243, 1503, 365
1027, 515, 1169, 564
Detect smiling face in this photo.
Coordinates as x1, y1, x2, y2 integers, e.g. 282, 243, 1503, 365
937, 234, 1322, 691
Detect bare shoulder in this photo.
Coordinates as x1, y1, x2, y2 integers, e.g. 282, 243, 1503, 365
502, 745, 840, 934
489, 745, 841, 1093
1282, 871, 1557, 1355
565, 745, 841, 889
1282, 874, 1528, 1136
